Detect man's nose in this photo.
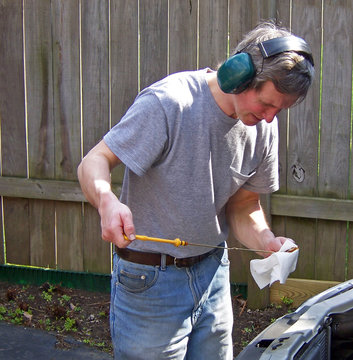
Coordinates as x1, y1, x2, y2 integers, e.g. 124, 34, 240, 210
263, 109, 280, 123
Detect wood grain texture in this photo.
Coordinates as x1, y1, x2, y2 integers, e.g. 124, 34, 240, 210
169, 0, 197, 73
24, 0, 56, 268
110, 0, 138, 125
315, 0, 352, 282
0, 0, 27, 176
275, 0, 290, 193
0, 0, 30, 265
139, 0, 168, 89
199, 0, 228, 69
80, 0, 111, 273
51, 0, 83, 271
110, 0, 139, 183
270, 278, 340, 307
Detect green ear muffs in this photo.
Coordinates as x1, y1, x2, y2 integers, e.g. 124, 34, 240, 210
217, 52, 255, 94
217, 36, 314, 94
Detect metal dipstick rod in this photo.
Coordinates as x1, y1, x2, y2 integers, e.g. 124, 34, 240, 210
123, 234, 278, 254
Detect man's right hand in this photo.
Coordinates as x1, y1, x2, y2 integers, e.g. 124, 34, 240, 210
77, 140, 136, 248
98, 191, 136, 248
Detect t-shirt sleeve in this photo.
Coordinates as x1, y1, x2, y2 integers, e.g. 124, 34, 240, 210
104, 89, 169, 176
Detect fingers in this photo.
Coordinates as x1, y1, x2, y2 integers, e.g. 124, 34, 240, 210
99, 200, 136, 248
277, 237, 296, 246
121, 214, 136, 242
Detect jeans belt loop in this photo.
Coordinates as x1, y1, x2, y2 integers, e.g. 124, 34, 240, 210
161, 254, 167, 271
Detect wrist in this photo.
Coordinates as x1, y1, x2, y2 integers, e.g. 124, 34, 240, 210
260, 228, 275, 246
94, 180, 116, 208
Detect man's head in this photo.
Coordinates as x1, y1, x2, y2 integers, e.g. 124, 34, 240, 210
218, 21, 315, 104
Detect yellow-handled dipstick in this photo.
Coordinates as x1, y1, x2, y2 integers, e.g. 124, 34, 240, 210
122, 234, 286, 254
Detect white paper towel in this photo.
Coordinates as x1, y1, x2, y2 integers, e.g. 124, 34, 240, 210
250, 239, 299, 289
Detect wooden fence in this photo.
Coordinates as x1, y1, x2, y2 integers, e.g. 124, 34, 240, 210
0, 0, 353, 303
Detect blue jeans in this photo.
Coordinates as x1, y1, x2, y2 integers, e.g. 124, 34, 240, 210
110, 247, 233, 359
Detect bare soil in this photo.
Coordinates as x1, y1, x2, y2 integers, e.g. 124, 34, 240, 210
0, 281, 291, 357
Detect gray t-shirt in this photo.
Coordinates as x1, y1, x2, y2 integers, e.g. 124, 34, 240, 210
104, 69, 279, 257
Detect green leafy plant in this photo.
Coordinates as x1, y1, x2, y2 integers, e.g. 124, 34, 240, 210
98, 311, 107, 318
61, 294, 71, 302
8, 308, 23, 325
243, 326, 254, 334
41, 291, 52, 303
64, 317, 77, 332
0, 305, 7, 320
59, 294, 71, 306
0, 305, 7, 315
281, 296, 294, 307
241, 340, 249, 347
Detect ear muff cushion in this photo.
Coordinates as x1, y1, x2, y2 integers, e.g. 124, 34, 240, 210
217, 52, 255, 93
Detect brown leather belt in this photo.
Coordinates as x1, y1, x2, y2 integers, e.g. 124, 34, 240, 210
116, 246, 216, 268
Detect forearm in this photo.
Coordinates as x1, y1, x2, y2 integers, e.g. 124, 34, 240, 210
227, 199, 273, 251
77, 140, 121, 209
226, 188, 287, 256
78, 153, 113, 209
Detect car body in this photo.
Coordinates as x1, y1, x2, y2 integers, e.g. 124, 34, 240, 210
235, 279, 353, 359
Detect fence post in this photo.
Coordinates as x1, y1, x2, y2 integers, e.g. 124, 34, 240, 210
247, 273, 270, 309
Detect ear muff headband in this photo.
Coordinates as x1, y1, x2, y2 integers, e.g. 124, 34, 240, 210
258, 36, 314, 65
217, 35, 313, 94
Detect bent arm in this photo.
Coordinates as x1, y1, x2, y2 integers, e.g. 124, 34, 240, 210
77, 140, 135, 247
226, 188, 290, 257
78, 140, 120, 207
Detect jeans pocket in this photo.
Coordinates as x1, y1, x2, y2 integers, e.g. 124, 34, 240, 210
116, 259, 159, 293
212, 247, 230, 266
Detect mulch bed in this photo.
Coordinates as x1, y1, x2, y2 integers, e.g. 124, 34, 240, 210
0, 281, 291, 357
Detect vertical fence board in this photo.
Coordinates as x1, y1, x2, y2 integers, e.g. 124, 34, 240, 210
139, 0, 168, 90
56, 202, 84, 272
316, 0, 352, 281
169, 0, 197, 73
52, 0, 81, 181
81, 0, 111, 274
276, 1, 290, 195
229, 0, 259, 48
25, 0, 56, 268
52, 0, 83, 271
0, 0, 30, 265
199, 0, 228, 69
0, 0, 27, 175
271, 1, 290, 266
83, 205, 109, 273
229, 0, 277, 50
82, 0, 110, 156
348, 228, 353, 279
347, 1, 353, 280
110, 0, 138, 183
29, 200, 55, 268
3, 198, 30, 265
110, 0, 139, 124
284, 0, 322, 279
0, 205, 3, 264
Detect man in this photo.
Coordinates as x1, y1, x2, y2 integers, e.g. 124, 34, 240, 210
78, 21, 314, 359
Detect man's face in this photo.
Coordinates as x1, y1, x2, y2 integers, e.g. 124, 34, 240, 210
233, 81, 298, 126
